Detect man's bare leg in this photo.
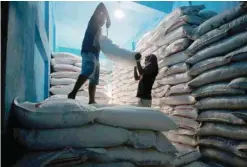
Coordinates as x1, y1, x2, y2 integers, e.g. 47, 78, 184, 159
68, 75, 88, 99
88, 82, 97, 104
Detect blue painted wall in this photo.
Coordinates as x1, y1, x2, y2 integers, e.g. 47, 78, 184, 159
4, 2, 55, 126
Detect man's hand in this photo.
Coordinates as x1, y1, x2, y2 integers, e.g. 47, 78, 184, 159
135, 53, 142, 61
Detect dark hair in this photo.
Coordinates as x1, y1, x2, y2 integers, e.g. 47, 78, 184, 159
145, 54, 159, 73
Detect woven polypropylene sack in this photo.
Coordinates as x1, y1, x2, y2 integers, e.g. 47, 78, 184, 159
53, 64, 81, 72
52, 52, 82, 61
229, 77, 247, 89
195, 96, 247, 110
198, 10, 217, 20
197, 110, 247, 125
164, 38, 191, 57
173, 106, 198, 119
197, 123, 247, 140
192, 6, 244, 39
90, 146, 174, 166
164, 62, 188, 76
200, 148, 247, 167
128, 130, 177, 154
187, 31, 247, 65
13, 98, 98, 129
160, 95, 196, 106
170, 116, 199, 130
95, 105, 178, 131
99, 35, 136, 67
50, 78, 76, 86
156, 67, 169, 80
187, 14, 247, 55
158, 72, 192, 85
77, 162, 136, 167
199, 136, 247, 158
13, 124, 130, 150
171, 128, 196, 136
171, 150, 201, 167
166, 83, 192, 96
157, 5, 205, 29
155, 25, 194, 47
51, 57, 80, 66
188, 45, 247, 76
192, 82, 245, 98
163, 132, 198, 147
160, 51, 190, 67
50, 71, 80, 79
188, 62, 247, 87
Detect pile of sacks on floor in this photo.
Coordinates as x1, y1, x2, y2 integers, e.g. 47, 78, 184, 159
134, 5, 216, 152
50, 52, 111, 104
12, 97, 207, 167
185, 6, 247, 167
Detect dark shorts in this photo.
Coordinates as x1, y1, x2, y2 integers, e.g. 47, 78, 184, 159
80, 52, 100, 85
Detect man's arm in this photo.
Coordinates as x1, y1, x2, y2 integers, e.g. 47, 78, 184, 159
135, 53, 144, 75
93, 3, 111, 27
134, 66, 141, 80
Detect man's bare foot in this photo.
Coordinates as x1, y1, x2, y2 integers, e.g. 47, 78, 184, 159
89, 101, 97, 104
68, 93, 76, 99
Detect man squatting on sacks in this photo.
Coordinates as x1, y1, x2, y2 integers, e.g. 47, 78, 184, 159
134, 53, 159, 107
68, 2, 111, 104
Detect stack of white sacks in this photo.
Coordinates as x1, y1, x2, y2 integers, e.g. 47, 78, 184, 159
133, 5, 215, 154
184, 6, 247, 167
50, 52, 110, 104
12, 97, 207, 167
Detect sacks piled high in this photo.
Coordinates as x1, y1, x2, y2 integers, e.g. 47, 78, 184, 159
13, 97, 205, 167
148, 5, 211, 154
184, 6, 247, 167
50, 52, 111, 104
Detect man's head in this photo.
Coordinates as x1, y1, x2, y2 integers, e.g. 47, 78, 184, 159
145, 54, 157, 66
96, 12, 106, 27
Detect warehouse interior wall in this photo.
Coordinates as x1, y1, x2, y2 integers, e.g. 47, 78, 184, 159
3, 2, 56, 166
4, 1, 55, 130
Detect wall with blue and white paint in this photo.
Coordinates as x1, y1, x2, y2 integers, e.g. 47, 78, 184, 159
4, 2, 55, 126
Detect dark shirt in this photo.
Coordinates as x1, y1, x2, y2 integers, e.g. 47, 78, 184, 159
81, 17, 101, 55
137, 73, 157, 100
135, 62, 158, 100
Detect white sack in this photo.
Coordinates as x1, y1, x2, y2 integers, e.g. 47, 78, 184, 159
50, 85, 83, 95
159, 51, 190, 67
51, 57, 80, 66
186, 14, 247, 55
170, 116, 200, 130
173, 106, 198, 120
163, 38, 191, 57
229, 77, 247, 89
198, 10, 217, 20
95, 105, 178, 131
52, 52, 82, 61
155, 25, 194, 47
187, 31, 247, 65
192, 82, 245, 98
14, 124, 130, 150
171, 150, 201, 167
200, 148, 247, 167
13, 98, 98, 129
50, 78, 76, 86
160, 95, 196, 105
198, 123, 247, 140
50, 71, 80, 79
188, 62, 247, 87
90, 147, 174, 166
192, 6, 244, 39
163, 132, 198, 147
164, 62, 188, 76
166, 83, 192, 96
158, 72, 192, 85
99, 35, 136, 67
195, 96, 247, 110
53, 64, 81, 72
